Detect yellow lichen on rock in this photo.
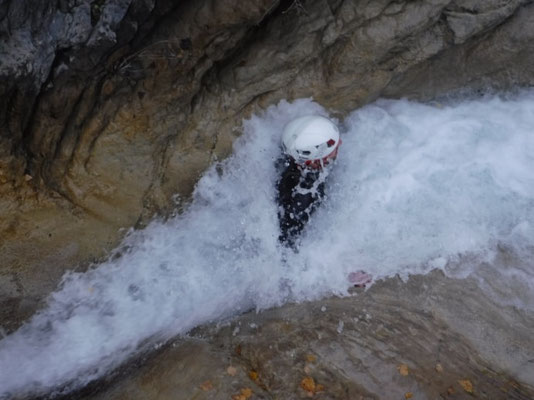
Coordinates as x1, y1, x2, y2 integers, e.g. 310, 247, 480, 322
248, 370, 258, 381
232, 387, 253, 400
398, 364, 409, 376
458, 379, 474, 394
300, 376, 316, 393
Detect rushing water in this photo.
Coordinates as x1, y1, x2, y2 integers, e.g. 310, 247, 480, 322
1, 91, 534, 399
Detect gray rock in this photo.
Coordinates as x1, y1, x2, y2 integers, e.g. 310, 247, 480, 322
79, 270, 534, 400
445, 0, 527, 44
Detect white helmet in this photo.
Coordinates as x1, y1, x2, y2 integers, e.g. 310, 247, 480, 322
282, 115, 341, 167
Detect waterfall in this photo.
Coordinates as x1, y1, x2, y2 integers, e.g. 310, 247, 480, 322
1, 91, 533, 399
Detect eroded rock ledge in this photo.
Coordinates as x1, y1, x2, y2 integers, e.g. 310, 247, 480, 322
62, 270, 534, 400
1, 0, 534, 328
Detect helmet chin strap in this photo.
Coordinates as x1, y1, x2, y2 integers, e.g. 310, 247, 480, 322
297, 139, 341, 170
298, 157, 329, 170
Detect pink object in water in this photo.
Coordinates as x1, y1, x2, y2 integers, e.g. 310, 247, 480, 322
348, 271, 373, 287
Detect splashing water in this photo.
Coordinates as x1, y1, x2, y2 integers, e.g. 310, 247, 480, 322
1, 92, 534, 398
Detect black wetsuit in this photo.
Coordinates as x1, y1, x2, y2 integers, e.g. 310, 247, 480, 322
276, 157, 326, 249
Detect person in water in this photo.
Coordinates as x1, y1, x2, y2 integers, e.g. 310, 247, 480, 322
276, 115, 341, 249
276, 115, 372, 288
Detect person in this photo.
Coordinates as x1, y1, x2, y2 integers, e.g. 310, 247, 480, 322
276, 115, 341, 249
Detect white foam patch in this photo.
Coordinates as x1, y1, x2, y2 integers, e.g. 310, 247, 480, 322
1, 93, 534, 398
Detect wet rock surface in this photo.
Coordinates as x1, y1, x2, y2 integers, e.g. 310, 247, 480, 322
2, 0, 534, 329
73, 270, 534, 400
1, 1, 534, 398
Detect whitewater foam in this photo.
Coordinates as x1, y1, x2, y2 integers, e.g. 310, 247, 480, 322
1, 92, 533, 398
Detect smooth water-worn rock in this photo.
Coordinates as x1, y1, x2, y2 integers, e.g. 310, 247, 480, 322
2, 2, 534, 398
70, 269, 534, 400
2, 0, 534, 330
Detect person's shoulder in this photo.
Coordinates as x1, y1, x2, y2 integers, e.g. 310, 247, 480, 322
276, 155, 292, 167
276, 156, 298, 173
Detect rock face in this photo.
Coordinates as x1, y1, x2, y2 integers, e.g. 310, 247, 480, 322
1, 0, 534, 329
74, 271, 534, 400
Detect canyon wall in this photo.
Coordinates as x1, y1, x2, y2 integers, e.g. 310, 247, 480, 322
1, 0, 534, 329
